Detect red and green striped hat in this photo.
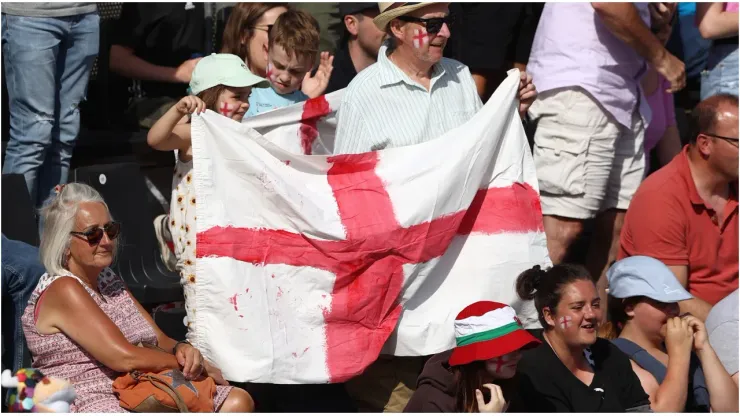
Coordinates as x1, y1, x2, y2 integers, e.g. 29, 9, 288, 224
448, 301, 540, 366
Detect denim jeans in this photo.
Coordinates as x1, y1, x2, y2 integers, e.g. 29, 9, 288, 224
701, 43, 739, 100
1, 12, 99, 209
1, 235, 45, 372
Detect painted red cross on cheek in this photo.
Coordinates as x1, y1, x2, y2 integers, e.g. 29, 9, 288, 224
493, 356, 508, 373
559, 316, 572, 329
219, 102, 235, 117
413, 29, 428, 48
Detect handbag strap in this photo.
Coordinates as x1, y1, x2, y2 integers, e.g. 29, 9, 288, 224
133, 372, 190, 413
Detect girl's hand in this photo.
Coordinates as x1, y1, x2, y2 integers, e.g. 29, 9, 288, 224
664, 316, 693, 357
476, 383, 508, 413
175, 96, 206, 116
682, 313, 709, 353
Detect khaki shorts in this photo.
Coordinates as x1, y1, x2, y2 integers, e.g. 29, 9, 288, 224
344, 355, 427, 413
529, 87, 646, 219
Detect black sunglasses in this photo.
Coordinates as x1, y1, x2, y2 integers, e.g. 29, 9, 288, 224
70, 221, 121, 245
396, 15, 455, 35
701, 132, 739, 147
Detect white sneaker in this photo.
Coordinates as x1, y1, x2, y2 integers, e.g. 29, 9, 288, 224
154, 214, 177, 272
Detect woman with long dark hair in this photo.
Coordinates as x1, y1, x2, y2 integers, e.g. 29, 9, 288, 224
404, 301, 540, 412
513, 264, 652, 412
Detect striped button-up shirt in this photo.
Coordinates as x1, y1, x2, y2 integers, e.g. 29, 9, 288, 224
334, 44, 483, 155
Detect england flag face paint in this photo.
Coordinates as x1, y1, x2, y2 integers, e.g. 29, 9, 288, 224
219, 102, 236, 118
412, 29, 428, 49
559, 315, 572, 329
485, 351, 522, 379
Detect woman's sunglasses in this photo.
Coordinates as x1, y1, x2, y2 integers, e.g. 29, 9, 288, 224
70, 221, 121, 245
395, 15, 455, 35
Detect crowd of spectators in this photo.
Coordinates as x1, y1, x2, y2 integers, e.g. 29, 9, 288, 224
1, 1, 738, 413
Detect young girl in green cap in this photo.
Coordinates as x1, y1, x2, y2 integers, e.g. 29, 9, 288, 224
147, 53, 269, 341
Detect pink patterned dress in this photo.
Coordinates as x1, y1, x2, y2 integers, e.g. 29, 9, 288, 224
21, 268, 232, 413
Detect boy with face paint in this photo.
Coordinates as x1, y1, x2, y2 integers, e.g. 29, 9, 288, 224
404, 301, 540, 413
244, 9, 335, 119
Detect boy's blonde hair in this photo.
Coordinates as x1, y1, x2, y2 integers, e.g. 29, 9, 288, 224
268, 10, 320, 65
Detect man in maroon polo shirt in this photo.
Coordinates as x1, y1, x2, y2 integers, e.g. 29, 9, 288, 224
619, 94, 738, 321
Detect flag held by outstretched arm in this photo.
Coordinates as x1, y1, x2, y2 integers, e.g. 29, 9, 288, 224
191, 70, 550, 384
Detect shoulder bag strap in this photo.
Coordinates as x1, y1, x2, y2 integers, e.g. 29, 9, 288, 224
136, 373, 190, 413
611, 338, 667, 384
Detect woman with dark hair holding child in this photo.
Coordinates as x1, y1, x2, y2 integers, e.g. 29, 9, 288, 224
404, 301, 540, 412
513, 264, 652, 412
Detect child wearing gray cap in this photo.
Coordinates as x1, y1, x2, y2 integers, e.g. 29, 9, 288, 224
605, 256, 738, 413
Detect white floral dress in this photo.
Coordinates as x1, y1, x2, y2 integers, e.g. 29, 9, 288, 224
169, 155, 197, 341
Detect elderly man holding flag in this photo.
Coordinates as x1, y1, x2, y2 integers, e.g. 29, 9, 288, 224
334, 2, 537, 412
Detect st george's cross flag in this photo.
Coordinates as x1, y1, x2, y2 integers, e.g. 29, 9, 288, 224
190, 70, 551, 384
240, 89, 345, 155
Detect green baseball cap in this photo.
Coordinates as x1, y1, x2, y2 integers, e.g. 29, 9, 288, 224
189, 53, 269, 95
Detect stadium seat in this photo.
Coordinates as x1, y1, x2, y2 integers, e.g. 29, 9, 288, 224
1, 174, 39, 247
152, 302, 188, 342
73, 163, 183, 306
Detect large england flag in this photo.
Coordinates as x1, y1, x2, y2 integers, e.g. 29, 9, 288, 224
191, 70, 551, 384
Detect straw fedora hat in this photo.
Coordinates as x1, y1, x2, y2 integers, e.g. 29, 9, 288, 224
373, 2, 437, 30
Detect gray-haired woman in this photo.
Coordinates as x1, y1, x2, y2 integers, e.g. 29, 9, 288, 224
21, 183, 254, 413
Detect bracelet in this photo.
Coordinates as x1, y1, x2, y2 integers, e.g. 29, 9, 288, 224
172, 340, 191, 355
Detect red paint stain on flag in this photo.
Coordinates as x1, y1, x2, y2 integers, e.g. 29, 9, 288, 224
299, 96, 331, 155
277, 287, 284, 298
228, 294, 239, 311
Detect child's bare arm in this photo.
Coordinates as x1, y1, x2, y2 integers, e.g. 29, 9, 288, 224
147, 96, 206, 152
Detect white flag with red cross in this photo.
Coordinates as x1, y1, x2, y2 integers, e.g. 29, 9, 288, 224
240, 89, 344, 156
190, 70, 551, 384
